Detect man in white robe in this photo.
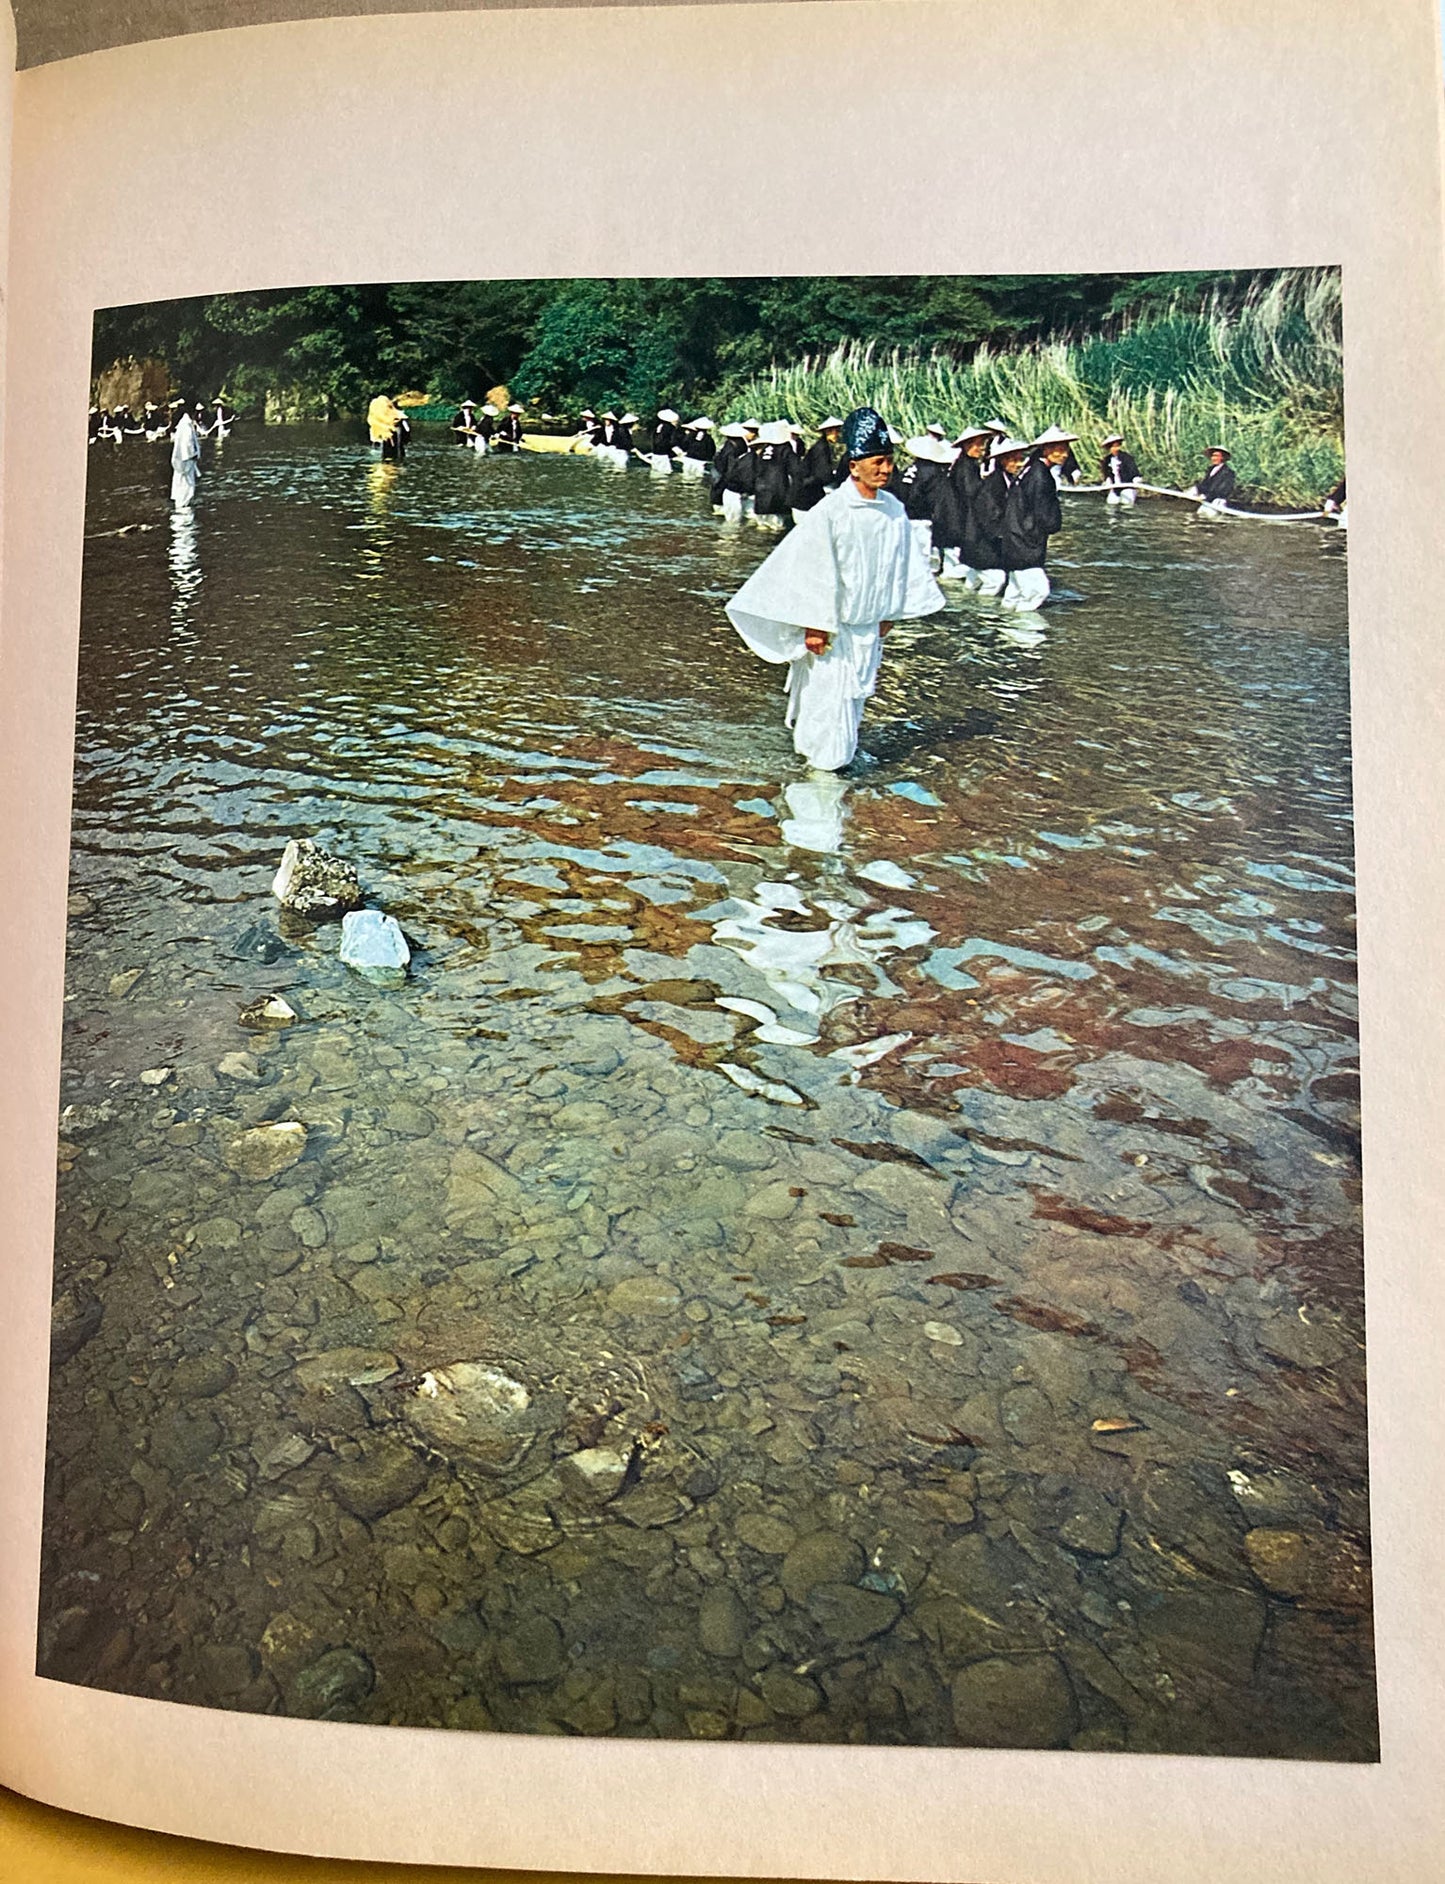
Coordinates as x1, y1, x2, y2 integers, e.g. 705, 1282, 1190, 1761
170, 406, 201, 509
725, 406, 945, 773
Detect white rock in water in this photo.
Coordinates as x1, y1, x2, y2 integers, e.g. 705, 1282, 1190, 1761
923, 1321, 964, 1346
139, 1066, 173, 1086
239, 994, 298, 1029
340, 910, 410, 981
858, 860, 916, 890
272, 838, 363, 919
557, 1445, 634, 1508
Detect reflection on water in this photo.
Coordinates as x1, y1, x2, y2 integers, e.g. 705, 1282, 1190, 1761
41, 426, 1372, 1757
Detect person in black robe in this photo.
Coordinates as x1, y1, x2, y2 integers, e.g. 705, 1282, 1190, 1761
1322, 474, 1346, 521
933, 426, 1002, 588
649, 408, 681, 470
752, 421, 796, 529
88, 406, 103, 444
714, 424, 758, 519
1031, 425, 1082, 486
450, 398, 477, 442
495, 405, 524, 449
891, 437, 950, 567
708, 425, 745, 509
973, 437, 1062, 610
615, 413, 639, 458
682, 418, 715, 476
1187, 447, 1237, 512
790, 418, 845, 520
1100, 433, 1141, 506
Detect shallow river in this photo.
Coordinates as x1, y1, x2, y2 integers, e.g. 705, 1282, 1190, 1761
40, 425, 1372, 1756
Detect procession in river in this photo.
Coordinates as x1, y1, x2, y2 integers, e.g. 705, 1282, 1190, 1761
44, 273, 1370, 1759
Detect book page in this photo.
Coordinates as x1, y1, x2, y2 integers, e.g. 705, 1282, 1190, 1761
2, 3, 1444, 1878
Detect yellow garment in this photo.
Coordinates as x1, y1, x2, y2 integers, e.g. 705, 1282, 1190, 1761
367, 395, 402, 444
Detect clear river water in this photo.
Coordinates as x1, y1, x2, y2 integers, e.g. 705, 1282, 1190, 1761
40, 425, 1372, 1757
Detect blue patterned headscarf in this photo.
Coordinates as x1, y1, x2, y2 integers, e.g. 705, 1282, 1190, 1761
842, 406, 893, 461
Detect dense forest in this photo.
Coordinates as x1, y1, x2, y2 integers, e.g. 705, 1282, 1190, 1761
92, 271, 1290, 419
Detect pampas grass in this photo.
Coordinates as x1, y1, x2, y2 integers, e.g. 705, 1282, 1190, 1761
720, 269, 1343, 505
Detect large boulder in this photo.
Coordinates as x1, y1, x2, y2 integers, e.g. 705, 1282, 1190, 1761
272, 839, 363, 921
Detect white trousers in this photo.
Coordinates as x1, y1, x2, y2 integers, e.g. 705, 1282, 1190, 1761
649, 453, 674, 474
681, 458, 708, 478
783, 621, 883, 771
171, 462, 199, 508
1106, 487, 1137, 508
1195, 500, 1227, 519
753, 511, 785, 532
721, 489, 754, 521
973, 568, 1007, 596
1000, 567, 1050, 611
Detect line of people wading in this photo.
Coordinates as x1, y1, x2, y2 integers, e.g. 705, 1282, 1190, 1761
440, 399, 1287, 614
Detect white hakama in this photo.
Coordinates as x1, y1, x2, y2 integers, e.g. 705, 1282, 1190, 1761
725, 479, 944, 772
170, 414, 201, 509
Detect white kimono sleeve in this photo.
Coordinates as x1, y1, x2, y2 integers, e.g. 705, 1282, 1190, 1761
724, 506, 844, 665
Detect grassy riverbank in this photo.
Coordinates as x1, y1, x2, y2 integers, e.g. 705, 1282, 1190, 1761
721, 269, 1343, 505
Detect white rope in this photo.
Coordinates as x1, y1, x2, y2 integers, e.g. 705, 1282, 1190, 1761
1066, 480, 1329, 524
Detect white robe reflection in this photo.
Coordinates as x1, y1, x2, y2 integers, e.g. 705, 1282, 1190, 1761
169, 510, 201, 628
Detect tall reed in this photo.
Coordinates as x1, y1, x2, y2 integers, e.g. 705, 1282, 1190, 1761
721, 269, 1343, 505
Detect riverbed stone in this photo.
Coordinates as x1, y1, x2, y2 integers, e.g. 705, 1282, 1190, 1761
1256, 1312, 1352, 1372
170, 1354, 235, 1399
608, 1275, 683, 1317
331, 1442, 428, 1521
735, 1512, 797, 1556
806, 1582, 901, 1644
557, 1446, 633, 1508
1243, 1527, 1371, 1609
497, 1615, 565, 1685
950, 1654, 1077, 1748
289, 1647, 375, 1719
1057, 1489, 1125, 1558
699, 1587, 749, 1658
758, 1669, 822, 1717
224, 1121, 307, 1180
781, 1532, 864, 1603
1136, 1583, 1267, 1684
744, 1181, 800, 1221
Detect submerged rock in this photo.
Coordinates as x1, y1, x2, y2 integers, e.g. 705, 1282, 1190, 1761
339, 909, 410, 984
557, 1444, 634, 1508
400, 1360, 556, 1475
331, 1440, 428, 1520
239, 994, 299, 1030
272, 838, 363, 920
51, 1287, 103, 1365
950, 1654, 1077, 1748
289, 1647, 375, 1719
224, 1121, 307, 1180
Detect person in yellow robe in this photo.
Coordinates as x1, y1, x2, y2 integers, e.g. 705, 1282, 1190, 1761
367, 394, 405, 459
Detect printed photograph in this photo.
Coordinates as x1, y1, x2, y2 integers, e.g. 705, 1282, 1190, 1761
38, 268, 1372, 1756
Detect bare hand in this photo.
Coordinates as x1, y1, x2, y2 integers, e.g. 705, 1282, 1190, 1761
879, 621, 893, 638
804, 629, 829, 654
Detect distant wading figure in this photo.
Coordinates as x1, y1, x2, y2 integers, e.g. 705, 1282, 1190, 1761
170, 402, 201, 509
725, 406, 944, 773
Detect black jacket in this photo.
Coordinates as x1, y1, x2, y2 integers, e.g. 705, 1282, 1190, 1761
1197, 462, 1237, 503
792, 436, 839, 510
975, 458, 1062, 569
614, 423, 634, 452
651, 419, 680, 455
1101, 448, 1140, 486
684, 430, 713, 463
896, 458, 945, 522
754, 443, 796, 516
932, 452, 1001, 567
